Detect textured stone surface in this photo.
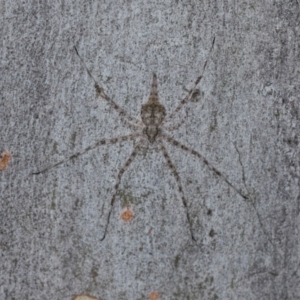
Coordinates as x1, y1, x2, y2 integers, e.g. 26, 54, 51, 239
1, 1, 299, 299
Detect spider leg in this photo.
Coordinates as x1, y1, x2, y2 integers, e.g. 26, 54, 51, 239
164, 118, 185, 132
101, 139, 144, 241
163, 37, 215, 123
158, 140, 196, 241
161, 133, 248, 201
74, 46, 142, 126
32, 133, 142, 175
119, 115, 143, 130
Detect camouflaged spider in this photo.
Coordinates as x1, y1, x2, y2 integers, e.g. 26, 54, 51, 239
33, 38, 247, 241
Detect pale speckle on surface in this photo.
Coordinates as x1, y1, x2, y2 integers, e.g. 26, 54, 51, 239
148, 291, 160, 300
72, 294, 99, 300
121, 207, 134, 221
0, 151, 12, 170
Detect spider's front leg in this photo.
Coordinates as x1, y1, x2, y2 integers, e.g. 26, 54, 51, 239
74, 46, 143, 128
163, 37, 215, 124
119, 115, 143, 131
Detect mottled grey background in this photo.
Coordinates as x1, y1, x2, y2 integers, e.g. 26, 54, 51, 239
1, 1, 299, 299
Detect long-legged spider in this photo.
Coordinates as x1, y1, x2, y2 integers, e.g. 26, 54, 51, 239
33, 38, 248, 241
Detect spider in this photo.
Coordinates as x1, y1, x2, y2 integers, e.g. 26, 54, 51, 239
33, 38, 247, 241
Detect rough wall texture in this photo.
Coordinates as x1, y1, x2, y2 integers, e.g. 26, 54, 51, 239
1, 1, 299, 299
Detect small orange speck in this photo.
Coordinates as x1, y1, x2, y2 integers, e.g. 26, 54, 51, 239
121, 207, 134, 221
0, 151, 12, 170
72, 294, 99, 300
149, 291, 160, 300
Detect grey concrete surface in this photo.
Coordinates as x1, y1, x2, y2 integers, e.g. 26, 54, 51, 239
1, 1, 299, 299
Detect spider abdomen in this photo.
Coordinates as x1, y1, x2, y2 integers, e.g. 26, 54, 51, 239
141, 103, 166, 126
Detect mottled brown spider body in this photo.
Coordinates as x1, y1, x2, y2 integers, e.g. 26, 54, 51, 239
141, 74, 166, 143
33, 39, 249, 242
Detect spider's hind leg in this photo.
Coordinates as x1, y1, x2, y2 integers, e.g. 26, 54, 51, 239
162, 133, 248, 201
100, 139, 144, 241
158, 140, 196, 241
